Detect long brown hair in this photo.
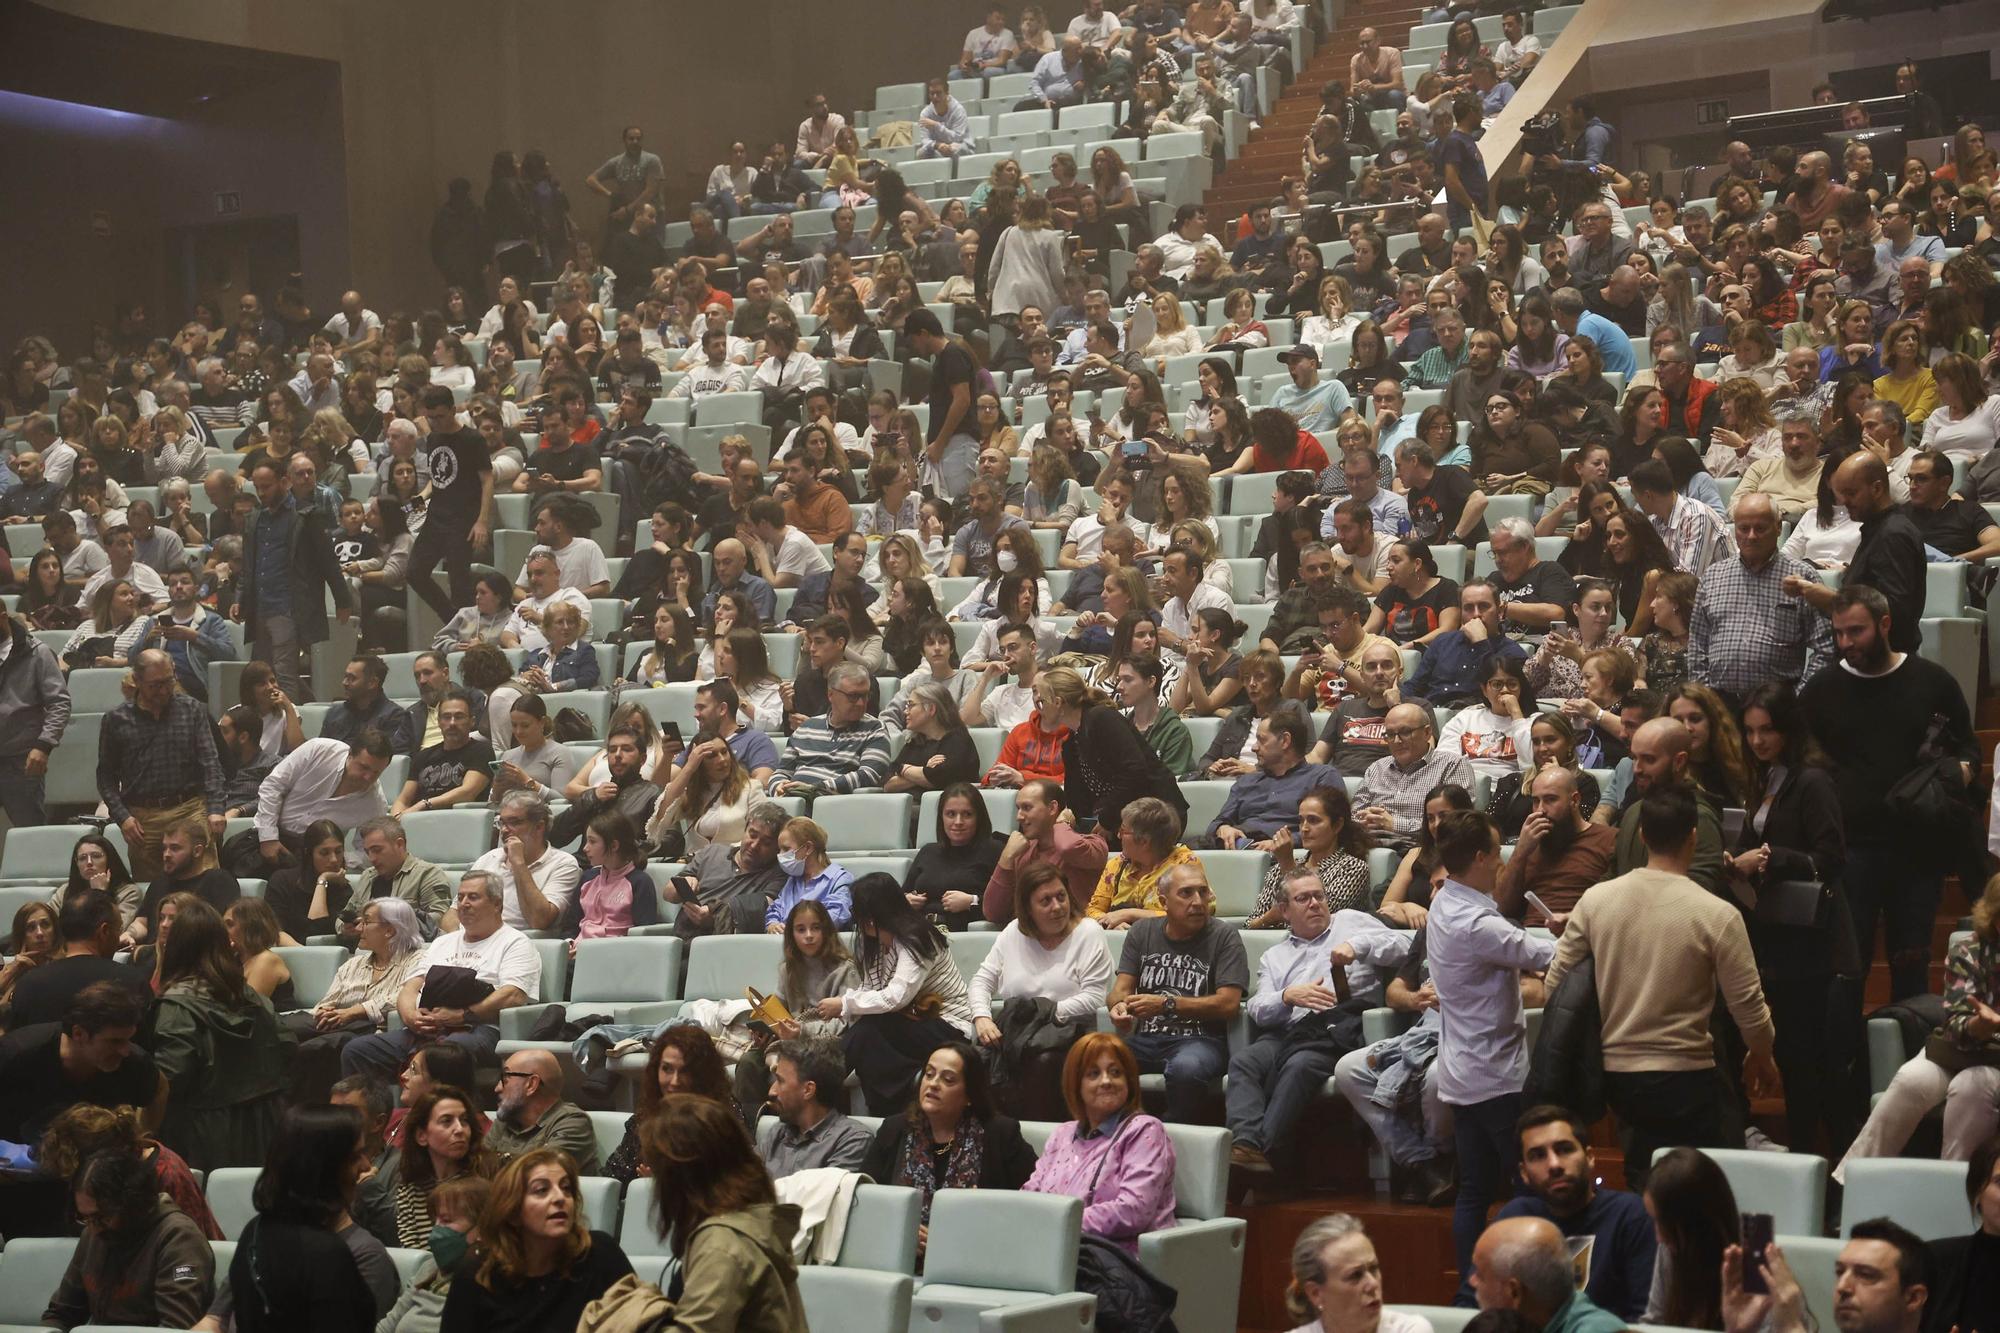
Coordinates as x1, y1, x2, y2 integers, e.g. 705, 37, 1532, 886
640, 1095, 776, 1260
157, 899, 249, 1006
679, 730, 750, 828
638, 1026, 733, 1118
401, 1085, 495, 1189
475, 1148, 593, 1287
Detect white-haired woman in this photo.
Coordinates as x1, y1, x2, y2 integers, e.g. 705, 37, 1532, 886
289, 896, 429, 1102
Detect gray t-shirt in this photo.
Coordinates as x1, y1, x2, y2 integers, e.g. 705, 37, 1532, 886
595, 149, 664, 207
1117, 917, 1250, 1039
677, 841, 787, 937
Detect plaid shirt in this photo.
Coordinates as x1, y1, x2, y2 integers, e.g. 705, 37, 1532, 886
1688, 551, 1836, 697
98, 693, 227, 820
1354, 747, 1477, 850
1652, 493, 1728, 578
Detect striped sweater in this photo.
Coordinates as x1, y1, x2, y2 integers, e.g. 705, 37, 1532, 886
766, 715, 892, 795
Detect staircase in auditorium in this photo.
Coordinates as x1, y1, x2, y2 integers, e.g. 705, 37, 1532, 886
1203, 0, 1431, 218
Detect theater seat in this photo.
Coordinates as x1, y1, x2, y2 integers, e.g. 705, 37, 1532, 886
914, 1190, 1084, 1333
273, 946, 348, 1009
1840, 1158, 1969, 1240
1652, 1147, 1826, 1236
620, 1177, 663, 1256
1391, 1306, 1475, 1333
1138, 1124, 1247, 1333
204, 1166, 261, 1239
1194, 849, 1271, 920
0, 1237, 76, 1325
577, 1175, 620, 1238
396, 808, 493, 867
812, 792, 915, 852
795, 1268, 913, 1333
1777, 1234, 1842, 1329
834, 1183, 922, 1275
1, 823, 125, 884
978, 1296, 1098, 1330
587, 1110, 630, 1168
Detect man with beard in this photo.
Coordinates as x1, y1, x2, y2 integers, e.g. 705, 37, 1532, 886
663, 801, 789, 938
149, 565, 234, 702
1492, 1105, 1656, 1320
484, 1049, 599, 1172
1601, 717, 1725, 895
402, 651, 490, 757
390, 690, 492, 815
1803, 586, 1974, 1001
1496, 767, 1615, 924
321, 654, 414, 754
123, 817, 239, 950
549, 726, 662, 850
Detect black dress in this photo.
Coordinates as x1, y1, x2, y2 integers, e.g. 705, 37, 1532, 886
903, 834, 1004, 931
437, 1231, 635, 1333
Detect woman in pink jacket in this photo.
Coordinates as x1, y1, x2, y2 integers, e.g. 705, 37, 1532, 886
1021, 1032, 1178, 1253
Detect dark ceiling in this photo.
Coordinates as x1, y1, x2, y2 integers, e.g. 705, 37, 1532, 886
0, 3, 332, 119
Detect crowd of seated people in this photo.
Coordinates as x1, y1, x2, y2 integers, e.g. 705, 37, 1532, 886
4, 7, 2000, 1329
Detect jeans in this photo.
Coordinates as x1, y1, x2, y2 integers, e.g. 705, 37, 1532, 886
405, 518, 478, 622
0, 753, 48, 831
1603, 1068, 1728, 1192
1124, 1029, 1229, 1123
253, 611, 308, 703
705, 190, 741, 221
1835, 1056, 2000, 1182
571, 1019, 673, 1075
1363, 89, 1407, 111
1333, 1043, 1452, 1166
1845, 839, 1943, 1000
1225, 1031, 1344, 1162
1450, 1092, 1522, 1292
341, 1023, 500, 1080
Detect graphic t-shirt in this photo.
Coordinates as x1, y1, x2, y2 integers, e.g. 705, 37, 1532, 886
411, 737, 496, 801
1374, 577, 1461, 644
1117, 917, 1249, 1039
424, 427, 492, 529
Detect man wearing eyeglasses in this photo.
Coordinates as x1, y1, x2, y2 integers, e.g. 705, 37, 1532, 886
766, 662, 892, 798
1369, 379, 1417, 462
486, 1049, 600, 1173
1352, 703, 1476, 853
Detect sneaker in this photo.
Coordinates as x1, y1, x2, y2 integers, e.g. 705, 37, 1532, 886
1744, 1126, 1788, 1153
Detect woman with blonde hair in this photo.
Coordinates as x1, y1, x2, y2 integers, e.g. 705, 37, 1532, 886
141, 404, 208, 483
439, 1149, 633, 1333
873, 530, 942, 600
1023, 441, 1081, 531
989, 193, 1068, 319
304, 406, 373, 482
1283, 1213, 1433, 1333
1139, 291, 1204, 371
1647, 262, 1701, 338
1300, 274, 1361, 359
1703, 377, 1781, 478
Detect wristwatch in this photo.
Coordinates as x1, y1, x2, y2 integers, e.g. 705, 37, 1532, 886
1161, 996, 1179, 1019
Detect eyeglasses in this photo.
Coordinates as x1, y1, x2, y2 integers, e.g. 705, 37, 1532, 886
498, 1070, 535, 1082
1383, 727, 1426, 740
1484, 403, 1512, 414
833, 688, 870, 701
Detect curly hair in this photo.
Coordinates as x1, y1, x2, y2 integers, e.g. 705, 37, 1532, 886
639, 1026, 733, 1118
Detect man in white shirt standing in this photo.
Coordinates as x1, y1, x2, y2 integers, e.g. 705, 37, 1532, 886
464, 792, 583, 933
1425, 808, 1557, 1298
253, 732, 395, 866
1158, 545, 1234, 656
341, 868, 542, 1079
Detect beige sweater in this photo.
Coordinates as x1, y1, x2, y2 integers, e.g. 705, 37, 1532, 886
1543, 865, 1774, 1072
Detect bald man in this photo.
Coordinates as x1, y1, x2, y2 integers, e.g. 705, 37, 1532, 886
1471, 1216, 1624, 1333
701, 536, 777, 627
1785, 150, 1849, 230
1785, 453, 1925, 653
486, 1048, 600, 1172
1601, 718, 1725, 894
1496, 766, 1616, 924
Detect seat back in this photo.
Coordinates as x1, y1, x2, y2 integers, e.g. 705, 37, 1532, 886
587, 1110, 630, 1169
683, 934, 783, 1001
812, 792, 915, 853
1192, 850, 1270, 919
273, 946, 349, 1009
620, 1177, 663, 1254
0, 1237, 79, 1324
922, 1190, 1081, 1295
1778, 1234, 1842, 1330
1391, 1306, 1476, 1333
1654, 1147, 1826, 1237
796, 1267, 914, 1333
836, 1183, 923, 1274
570, 935, 682, 1004
1162, 1123, 1229, 1220
1840, 1158, 1970, 1240
918, 786, 1019, 837
1, 824, 120, 882
577, 1175, 621, 1237
946, 930, 999, 981
205, 1166, 262, 1239
397, 809, 494, 866
532, 937, 569, 1003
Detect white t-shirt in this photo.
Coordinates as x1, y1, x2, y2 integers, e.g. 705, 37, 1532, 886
1437, 705, 1536, 782
81, 560, 168, 609
60, 538, 108, 583
1493, 34, 1543, 67
1067, 11, 1122, 45
519, 538, 610, 593
468, 844, 584, 932
324, 309, 383, 342
673, 337, 753, 370
965, 24, 1018, 61
420, 922, 543, 998
1920, 397, 2000, 459
979, 679, 1037, 732
1063, 510, 1143, 561
779, 421, 862, 460
773, 527, 832, 581
1160, 581, 1233, 644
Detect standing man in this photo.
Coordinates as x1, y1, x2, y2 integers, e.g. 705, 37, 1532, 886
1689, 492, 1836, 700
586, 126, 663, 243
96, 649, 225, 881
1426, 808, 1557, 1289
1110, 861, 1248, 1123
1545, 788, 1778, 1184
903, 311, 979, 501
1803, 586, 1975, 1000
406, 385, 495, 625
0, 610, 69, 832
1493, 1106, 1657, 1321
236, 458, 350, 703
252, 733, 395, 867
1787, 454, 1925, 654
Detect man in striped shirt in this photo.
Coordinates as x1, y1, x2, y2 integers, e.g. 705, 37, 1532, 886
766, 662, 891, 798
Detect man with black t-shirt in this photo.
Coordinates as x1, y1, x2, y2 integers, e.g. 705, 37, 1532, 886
1903, 448, 2000, 561
124, 817, 241, 949
1488, 518, 1575, 634
1397, 441, 1488, 545
904, 310, 979, 500
697, 455, 765, 554
8, 892, 150, 1029
1308, 640, 1425, 776
0, 983, 159, 1147
514, 415, 605, 497
407, 385, 494, 620
392, 690, 494, 815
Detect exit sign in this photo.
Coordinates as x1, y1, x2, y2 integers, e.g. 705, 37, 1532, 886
1696, 99, 1731, 126
215, 191, 241, 216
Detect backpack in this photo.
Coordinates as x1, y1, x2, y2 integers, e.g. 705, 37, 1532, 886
637, 439, 700, 511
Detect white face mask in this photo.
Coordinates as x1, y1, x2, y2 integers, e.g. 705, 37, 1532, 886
995, 551, 1019, 573
777, 850, 806, 876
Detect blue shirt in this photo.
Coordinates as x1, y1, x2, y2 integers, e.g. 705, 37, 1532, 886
1876, 233, 1945, 269
1496, 1189, 1657, 1322
1210, 760, 1343, 842
250, 495, 299, 618
1407, 630, 1527, 705
674, 725, 780, 774
766, 862, 855, 927
1426, 877, 1555, 1106
1573, 311, 1635, 378
1031, 49, 1085, 103
1246, 911, 1413, 1029
1268, 377, 1352, 434
702, 571, 777, 628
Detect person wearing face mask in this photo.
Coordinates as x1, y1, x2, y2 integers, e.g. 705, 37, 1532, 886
373, 1175, 493, 1333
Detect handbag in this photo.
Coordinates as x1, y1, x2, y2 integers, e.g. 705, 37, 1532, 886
1923, 1030, 2000, 1075
1750, 878, 1833, 929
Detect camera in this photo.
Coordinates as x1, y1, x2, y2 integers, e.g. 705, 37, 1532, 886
1519, 110, 1564, 162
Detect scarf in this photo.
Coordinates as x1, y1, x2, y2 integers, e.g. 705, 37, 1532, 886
897, 1115, 987, 1224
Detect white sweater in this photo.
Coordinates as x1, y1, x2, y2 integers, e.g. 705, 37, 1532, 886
968, 919, 1116, 1024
